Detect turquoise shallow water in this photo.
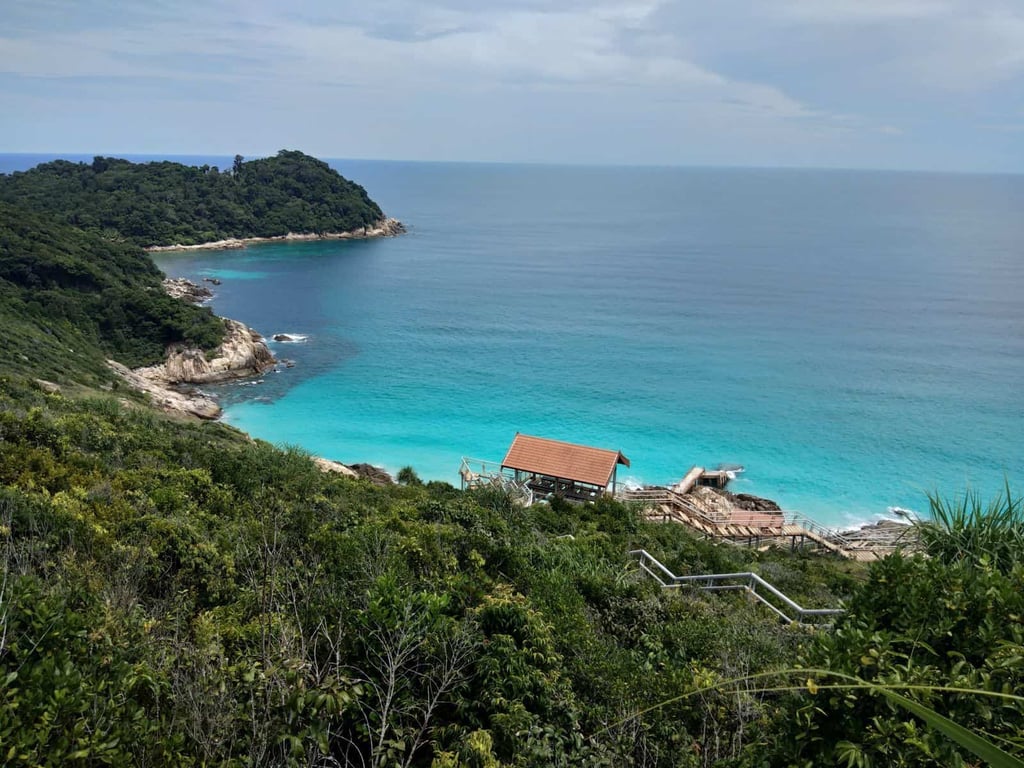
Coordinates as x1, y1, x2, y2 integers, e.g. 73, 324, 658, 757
4, 155, 1019, 526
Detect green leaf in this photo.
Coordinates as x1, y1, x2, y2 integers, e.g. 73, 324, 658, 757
877, 689, 1024, 768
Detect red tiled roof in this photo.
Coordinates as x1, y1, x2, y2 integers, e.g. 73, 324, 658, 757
501, 433, 630, 488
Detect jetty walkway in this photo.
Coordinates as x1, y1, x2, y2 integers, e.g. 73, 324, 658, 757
617, 469, 912, 562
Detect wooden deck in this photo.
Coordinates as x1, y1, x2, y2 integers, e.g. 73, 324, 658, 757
620, 487, 903, 562
673, 465, 705, 495
523, 476, 603, 504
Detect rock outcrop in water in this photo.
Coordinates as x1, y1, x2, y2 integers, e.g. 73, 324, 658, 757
348, 464, 395, 486
162, 277, 213, 303
728, 492, 782, 512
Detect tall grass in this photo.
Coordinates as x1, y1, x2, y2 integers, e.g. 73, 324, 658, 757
608, 670, 1024, 768
917, 484, 1024, 573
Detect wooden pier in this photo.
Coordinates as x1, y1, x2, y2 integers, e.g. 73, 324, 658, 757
672, 465, 731, 495
459, 444, 914, 562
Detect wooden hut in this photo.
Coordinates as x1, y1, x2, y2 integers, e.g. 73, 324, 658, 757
501, 433, 630, 503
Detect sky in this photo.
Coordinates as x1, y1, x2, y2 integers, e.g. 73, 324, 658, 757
1, 0, 1022, 171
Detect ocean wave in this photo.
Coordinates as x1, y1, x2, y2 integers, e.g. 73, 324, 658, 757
836, 506, 921, 533
715, 463, 745, 480
272, 333, 308, 343
619, 476, 646, 491
886, 506, 920, 520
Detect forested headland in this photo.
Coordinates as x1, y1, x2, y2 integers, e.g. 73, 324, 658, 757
0, 160, 1021, 767
0, 202, 225, 379
0, 151, 389, 247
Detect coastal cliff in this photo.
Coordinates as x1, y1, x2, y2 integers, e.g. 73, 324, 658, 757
134, 318, 276, 387
108, 278, 276, 419
106, 359, 222, 420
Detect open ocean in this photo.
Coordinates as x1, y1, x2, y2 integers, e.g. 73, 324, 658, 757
4, 154, 1023, 526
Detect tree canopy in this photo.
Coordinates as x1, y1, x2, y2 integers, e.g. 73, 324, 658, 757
0, 373, 860, 767
4, 358, 1019, 766
0, 202, 225, 377
0, 150, 386, 247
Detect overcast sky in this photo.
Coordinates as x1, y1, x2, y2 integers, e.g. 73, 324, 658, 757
2, 0, 1022, 171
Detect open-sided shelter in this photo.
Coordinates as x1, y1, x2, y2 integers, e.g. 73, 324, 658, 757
501, 433, 630, 503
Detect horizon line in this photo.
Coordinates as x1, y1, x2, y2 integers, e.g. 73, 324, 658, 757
1, 151, 1022, 178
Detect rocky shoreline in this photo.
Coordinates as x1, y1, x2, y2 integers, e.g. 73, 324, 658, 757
109, 277, 277, 419
109, 276, 391, 482
640, 483, 915, 547
163, 277, 214, 302
146, 217, 405, 253
106, 360, 223, 420
134, 318, 276, 387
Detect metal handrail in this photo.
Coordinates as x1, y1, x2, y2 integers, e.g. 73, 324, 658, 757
619, 488, 721, 527
629, 549, 844, 627
459, 457, 533, 506
782, 512, 854, 549
460, 456, 514, 479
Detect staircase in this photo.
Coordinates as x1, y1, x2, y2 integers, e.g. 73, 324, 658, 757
629, 549, 844, 627
619, 488, 899, 561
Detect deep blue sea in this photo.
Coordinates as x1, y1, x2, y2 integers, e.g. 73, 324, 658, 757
4, 154, 1023, 526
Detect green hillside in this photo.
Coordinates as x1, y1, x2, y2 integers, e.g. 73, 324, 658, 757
0, 203, 225, 381
0, 372, 847, 767
3, 362, 1021, 766
0, 151, 386, 247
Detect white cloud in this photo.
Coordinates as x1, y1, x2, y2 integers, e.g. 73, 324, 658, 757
903, 14, 1024, 90
777, 0, 953, 23
768, 0, 1024, 91
1, 0, 1021, 168
0, 0, 836, 125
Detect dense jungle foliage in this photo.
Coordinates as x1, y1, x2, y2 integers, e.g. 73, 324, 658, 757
0, 163, 1021, 766
0, 203, 225, 378
0, 151, 386, 247
2, 372, 1021, 767
0, 375, 846, 768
